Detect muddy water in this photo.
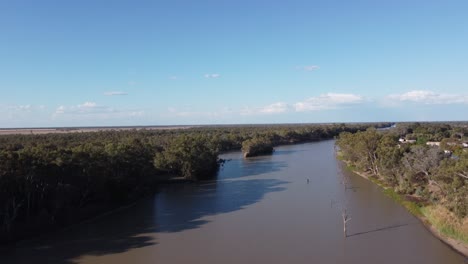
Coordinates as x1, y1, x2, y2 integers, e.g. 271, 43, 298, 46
3, 140, 465, 263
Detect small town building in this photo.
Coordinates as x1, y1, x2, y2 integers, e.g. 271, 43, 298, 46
399, 138, 416, 144
426, 141, 441, 147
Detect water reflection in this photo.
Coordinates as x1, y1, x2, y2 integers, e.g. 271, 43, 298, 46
272, 149, 305, 156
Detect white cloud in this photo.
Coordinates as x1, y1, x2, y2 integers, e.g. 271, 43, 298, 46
294, 93, 364, 112
259, 102, 289, 114
240, 102, 289, 116
104, 91, 128, 96
165, 106, 254, 123
165, 92, 364, 118
78, 101, 97, 108
55, 106, 66, 114
129, 111, 145, 117
297, 65, 320, 71
53, 102, 144, 120
387, 90, 468, 104
17, 105, 32, 111
166, 107, 227, 118
5, 104, 46, 112
0, 104, 49, 127
204, 73, 220, 78
54, 102, 102, 115
169, 76, 178, 80
236, 93, 365, 116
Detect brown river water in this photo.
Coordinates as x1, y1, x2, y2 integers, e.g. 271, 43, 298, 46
2, 140, 466, 263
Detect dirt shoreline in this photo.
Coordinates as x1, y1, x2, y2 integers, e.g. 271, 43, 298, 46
346, 166, 468, 258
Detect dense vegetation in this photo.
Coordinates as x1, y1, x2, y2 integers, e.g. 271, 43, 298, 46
0, 123, 389, 243
241, 136, 274, 157
337, 122, 468, 243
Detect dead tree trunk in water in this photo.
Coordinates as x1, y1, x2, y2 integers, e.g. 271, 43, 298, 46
342, 209, 351, 237
339, 159, 352, 238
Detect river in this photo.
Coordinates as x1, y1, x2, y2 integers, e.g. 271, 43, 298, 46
3, 140, 465, 263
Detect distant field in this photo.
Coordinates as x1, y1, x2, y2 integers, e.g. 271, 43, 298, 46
0, 122, 394, 135
0, 126, 194, 135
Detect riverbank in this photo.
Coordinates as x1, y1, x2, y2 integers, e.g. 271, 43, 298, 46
340, 161, 468, 258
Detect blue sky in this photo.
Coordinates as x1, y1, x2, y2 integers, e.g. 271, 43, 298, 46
1, 0, 467, 127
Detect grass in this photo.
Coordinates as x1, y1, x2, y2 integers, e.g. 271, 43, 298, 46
382, 188, 423, 217
335, 151, 345, 161
421, 205, 468, 244
347, 164, 357, 171
373, 177, 467, 245
368, 176, 391, 189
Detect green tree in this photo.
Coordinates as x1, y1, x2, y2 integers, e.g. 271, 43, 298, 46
435, 152, 468, 218
376, 134, 404, 185
337, 128, 382, 175
241, 136, 274, 158
154, 135, 219, 180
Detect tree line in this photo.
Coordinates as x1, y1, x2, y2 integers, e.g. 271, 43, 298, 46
337, 122, 468, 220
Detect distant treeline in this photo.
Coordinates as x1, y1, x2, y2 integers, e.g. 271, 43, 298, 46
337, 122, 468, 220
0, 123, 390, 243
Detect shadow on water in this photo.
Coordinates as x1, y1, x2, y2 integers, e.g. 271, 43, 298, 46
2, 169, 288, 264
1, 198, 158, 264
150, 156, 289, 232
346, 223, 414, 238
155, 178, 288, 233
219, 159, 288, 179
